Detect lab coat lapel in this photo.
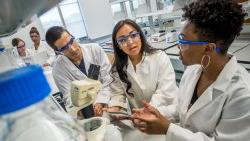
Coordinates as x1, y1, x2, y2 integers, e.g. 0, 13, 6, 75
118, 72, 143, 108
179, 66, 201, 118
126, 59, 145, 107
80, 46, 90, 74
212, 56, 238, 93
62, 55, 87, 78
184, 66, 213, 122
127, 59, 136, 78
185, 86, 213, 122
127, 58, 146, 93
184, 56, 237, 122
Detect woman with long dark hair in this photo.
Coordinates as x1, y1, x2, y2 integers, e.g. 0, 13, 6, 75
107, 19, 178, 118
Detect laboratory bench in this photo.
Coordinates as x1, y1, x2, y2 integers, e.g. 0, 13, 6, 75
82, 34, 250, 83
234, 44, 250, 71
149, 39, 250, 83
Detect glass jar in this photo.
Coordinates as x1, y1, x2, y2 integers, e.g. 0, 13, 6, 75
0, 65, 86, 141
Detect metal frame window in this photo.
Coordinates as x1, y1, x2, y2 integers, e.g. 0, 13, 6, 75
39, 0, 87, 38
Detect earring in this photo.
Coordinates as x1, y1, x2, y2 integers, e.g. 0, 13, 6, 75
201, 55, 211, 71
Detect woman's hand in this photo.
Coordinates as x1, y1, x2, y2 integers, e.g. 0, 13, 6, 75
132, 100, 171, 134
94, 103, 107, 116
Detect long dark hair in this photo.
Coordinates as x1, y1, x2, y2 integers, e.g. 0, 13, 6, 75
111, 19, 157, 97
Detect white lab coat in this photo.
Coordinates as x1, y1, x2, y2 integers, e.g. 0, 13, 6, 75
165, 56, 250, 141
52, 43, 112, 104
109, 50, 178, 117
32, 40, 56, 65
19, 48, 33, 58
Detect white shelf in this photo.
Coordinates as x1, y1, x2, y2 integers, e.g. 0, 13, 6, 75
109, 0, 129, 4
135, 9, 182, 20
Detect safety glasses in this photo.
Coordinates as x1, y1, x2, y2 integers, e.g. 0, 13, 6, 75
178, 34, 208, 46
178, 34, 221, 53
56, 36, 75, 52
116, 31, 140, 46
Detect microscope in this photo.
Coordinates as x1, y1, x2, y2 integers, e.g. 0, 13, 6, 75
67, 78, 122, 141
66, 78, 101, 118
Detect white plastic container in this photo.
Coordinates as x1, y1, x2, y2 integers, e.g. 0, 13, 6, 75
165, 30, 178, 43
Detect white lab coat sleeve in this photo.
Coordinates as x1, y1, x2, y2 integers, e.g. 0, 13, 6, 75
52, 63, 71, 96
149, 52, 178, 119
166, 123, 214, 141
94, 45, 112, 104
165, 90, 250, 141
108, 73, 128, 109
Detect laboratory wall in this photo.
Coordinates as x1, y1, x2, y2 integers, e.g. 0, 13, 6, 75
78, 0, 115, 39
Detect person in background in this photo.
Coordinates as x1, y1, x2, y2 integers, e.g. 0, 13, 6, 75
45, 26, 112, 117
12, 38, 33, 57
132, 0, 250, 140
30, 27, 56, 67
106, 19, 178, 119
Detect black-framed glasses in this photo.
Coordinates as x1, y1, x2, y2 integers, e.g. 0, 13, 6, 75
56, 36, 75, 52
116, 31, 140, 46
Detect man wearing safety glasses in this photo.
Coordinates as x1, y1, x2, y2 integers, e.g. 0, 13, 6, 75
45, 26, 112, 117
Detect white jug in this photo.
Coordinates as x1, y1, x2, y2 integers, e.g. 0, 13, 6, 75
165, 30, 177, 43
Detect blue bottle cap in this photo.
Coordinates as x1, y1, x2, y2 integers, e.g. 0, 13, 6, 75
0, 65, 51, 115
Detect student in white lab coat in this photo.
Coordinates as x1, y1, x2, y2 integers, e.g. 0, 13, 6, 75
106, 19, 178, 118
45, 26, 112, 117
132, 0, 250, 141
12, 37, 33, 57
30, 27, 56, 67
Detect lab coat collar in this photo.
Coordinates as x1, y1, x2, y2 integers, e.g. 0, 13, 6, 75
185, 56, 238, 121
127, 52, 147, 72
182, 66, 203, 121
185, 84, 213, 121
58, 54, 86, 77
212, 55, 238, 93
126, 52, 148, 102
80, 44, 91, 73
